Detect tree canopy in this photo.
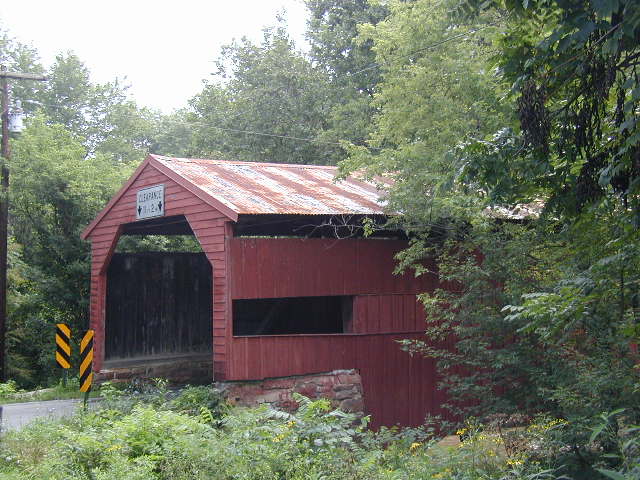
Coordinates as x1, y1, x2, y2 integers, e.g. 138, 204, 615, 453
189, 22, 340, 164
461, 0, 640, 221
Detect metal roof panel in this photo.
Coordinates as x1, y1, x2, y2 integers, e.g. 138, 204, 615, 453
150, 155, 390, 216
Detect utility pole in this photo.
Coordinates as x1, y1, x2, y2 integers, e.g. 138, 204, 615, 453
0, 67, 46, 382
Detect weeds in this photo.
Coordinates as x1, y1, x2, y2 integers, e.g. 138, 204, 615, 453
1, 382, 638, 479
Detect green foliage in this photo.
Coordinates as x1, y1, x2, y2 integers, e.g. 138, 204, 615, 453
0, 379, 20, 398
4, 390, 636, 479
398, 209, 640, 425
306, 0, 389, 149
399, 0, 640, 432
8, 49, 164, 165
341, 0, 510, 228
458, 0, 640, 221
592, 411, 640, 480
189, 20, 340, 165
0, 394, 422, 479
306, 0, 387, 91
115, 235, 202, 254
169, 385, 229, 423
332, 6, 640, 476
0, 24, 45, 111
6, 116, 129, 385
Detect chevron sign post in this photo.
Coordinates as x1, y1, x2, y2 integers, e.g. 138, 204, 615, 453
79, 329, 94, 408
55, 323, 71, 369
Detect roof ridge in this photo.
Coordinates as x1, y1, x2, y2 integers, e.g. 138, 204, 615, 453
151, 154, 337, 170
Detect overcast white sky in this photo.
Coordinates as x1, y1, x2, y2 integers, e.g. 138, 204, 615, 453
0, 0, 309, 112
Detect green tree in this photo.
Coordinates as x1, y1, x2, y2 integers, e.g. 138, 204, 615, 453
0, 23, 46, 113
306, 0, 387, 91
339, 0, 640, 439
190, 22, 340, 165
342, 0, 509, 225
37, 53, 161, 164
459, 0, 640, 221
305, 0, 389, 148
8, 116, 128, 384
453, 0, 640, 361
151, 109, 196, 158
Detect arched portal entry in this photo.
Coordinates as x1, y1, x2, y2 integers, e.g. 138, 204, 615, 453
101, 215, 213, 380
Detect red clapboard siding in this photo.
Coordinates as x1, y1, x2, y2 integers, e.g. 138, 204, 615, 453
350, 295, 425, 334
228, 333, 443, 429
229, 238, 436, 299
86, 162, 230, 376
226, 237, 443, 427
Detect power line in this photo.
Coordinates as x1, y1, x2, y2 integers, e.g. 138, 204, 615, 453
11, 20, 504, 155
169, 118, 383, 150
351, 21, 502, 76
18, 101, 383, 151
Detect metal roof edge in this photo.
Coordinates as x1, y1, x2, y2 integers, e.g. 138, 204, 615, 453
151, 155, 337, 170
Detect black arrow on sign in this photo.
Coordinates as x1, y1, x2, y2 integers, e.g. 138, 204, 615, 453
158, 201, 163, 211
137, 206, 142, 215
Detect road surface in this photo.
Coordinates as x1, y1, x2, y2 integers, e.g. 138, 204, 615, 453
0, 399, 88, 432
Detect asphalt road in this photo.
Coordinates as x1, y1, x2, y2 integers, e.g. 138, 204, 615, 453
0, 399, 86, 432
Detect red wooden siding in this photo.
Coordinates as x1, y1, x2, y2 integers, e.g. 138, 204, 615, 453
230, 238, 436, 299
87, 163, 230, 377
352, 295, 427, 333
228, 238, 443, 427
229, 333, 448, 427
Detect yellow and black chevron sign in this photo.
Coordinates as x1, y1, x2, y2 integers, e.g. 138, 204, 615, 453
55, 323, 71, 369
79, 329, 94, 393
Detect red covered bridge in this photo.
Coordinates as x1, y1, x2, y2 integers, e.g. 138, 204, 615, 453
82, 154, 448, 427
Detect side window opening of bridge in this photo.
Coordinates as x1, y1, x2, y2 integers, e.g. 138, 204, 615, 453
232, 295, 353, 336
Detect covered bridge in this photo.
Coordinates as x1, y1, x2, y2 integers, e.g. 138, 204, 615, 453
82, 154, 448, 427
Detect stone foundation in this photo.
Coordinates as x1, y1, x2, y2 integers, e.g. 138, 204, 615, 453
95, 361, 365, 415
218, 369, 365, 414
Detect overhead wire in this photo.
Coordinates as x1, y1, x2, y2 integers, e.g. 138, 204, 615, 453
165, 117, 384, 150
349, 20, 502, 76
14, 18, 504, 152
21, 100, 381, 151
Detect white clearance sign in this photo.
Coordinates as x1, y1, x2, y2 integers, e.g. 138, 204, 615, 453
136, 184, 165, 220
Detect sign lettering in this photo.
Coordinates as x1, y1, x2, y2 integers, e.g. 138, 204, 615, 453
136, 184, 165, 220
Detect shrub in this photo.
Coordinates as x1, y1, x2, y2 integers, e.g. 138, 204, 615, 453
4, 388, 638, 479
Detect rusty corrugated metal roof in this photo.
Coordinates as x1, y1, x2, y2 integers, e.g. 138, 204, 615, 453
150, 154, 391, 215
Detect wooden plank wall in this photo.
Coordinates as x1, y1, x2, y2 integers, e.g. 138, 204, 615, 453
105, 252, 212, 359
87, 163, 229, 377
228, 238, 445, 427
230, 333, 449, 428
230, 238, 436, 298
